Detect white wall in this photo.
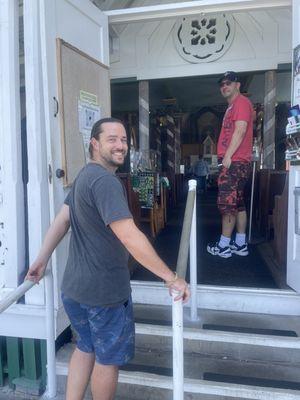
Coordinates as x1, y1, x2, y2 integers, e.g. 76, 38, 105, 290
110, 9, 292, 80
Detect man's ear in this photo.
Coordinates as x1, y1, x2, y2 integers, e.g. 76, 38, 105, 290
90, 137, 99, 150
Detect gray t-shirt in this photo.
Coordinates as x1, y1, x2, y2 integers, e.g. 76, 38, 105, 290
61, 163, 133, 306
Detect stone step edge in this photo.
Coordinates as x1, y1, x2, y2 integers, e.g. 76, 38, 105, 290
135, 323, 300, 349
55, 363, 300, 400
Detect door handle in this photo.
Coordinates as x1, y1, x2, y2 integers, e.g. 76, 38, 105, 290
53, 97, 59, 117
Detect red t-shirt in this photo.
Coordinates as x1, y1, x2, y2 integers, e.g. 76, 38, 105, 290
217, 94, 253, 162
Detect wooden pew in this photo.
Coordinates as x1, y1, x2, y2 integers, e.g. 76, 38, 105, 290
117, 173, 141, 227
272, 173, 288, 270
257, 169, 287, 239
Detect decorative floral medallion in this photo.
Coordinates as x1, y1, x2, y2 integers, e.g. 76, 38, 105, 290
174, 14, 235, 63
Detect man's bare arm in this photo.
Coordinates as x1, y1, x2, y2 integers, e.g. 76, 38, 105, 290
222, 120, 248, 168
110, 218, 190, 302
25, 204, 70, 282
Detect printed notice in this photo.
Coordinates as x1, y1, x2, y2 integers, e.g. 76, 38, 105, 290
79, 90, 98, 106
78, 100, 101, 162
293, 44, 300, 107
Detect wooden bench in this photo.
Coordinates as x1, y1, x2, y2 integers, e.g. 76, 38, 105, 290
117, 173, 141, 227
257, 169, 287, 239
272, 173, 288, 269
140, 183, 167, 238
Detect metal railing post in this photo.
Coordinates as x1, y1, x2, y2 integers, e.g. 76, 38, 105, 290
44, 268, 57, 398
188, 179, 198, 321
0, 271, 57, 398
248, 160, 256, 243
171, 180, 197, 399
172, 293, 183, 400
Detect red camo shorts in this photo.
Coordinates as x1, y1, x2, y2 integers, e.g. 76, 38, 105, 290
217, 161, 251, 215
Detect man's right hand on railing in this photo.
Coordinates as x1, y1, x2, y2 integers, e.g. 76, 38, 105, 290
165, 273, 190, 303
25, 258, 48, 284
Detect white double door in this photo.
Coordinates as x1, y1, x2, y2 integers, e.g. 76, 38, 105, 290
24, 0, 110, 332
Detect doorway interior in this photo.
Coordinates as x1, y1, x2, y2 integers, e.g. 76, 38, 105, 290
111, 70, 291, 289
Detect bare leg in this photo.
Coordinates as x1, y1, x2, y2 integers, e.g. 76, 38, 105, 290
91, 363, 119, 400
66, 348, 95, 400
221, 213, 236, 238
236, 210, 247, 234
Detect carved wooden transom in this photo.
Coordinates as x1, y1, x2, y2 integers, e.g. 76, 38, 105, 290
174, 14, 235, 63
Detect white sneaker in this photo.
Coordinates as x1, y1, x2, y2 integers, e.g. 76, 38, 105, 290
230, 241, 249, 256
207, 242, 232, 258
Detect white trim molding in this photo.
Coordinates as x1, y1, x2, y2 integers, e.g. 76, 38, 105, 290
0, 0, 25, 288
106, 0, 291, 24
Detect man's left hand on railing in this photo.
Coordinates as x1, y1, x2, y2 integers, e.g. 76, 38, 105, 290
165, 275, 190, 303
24, 204, 71, 284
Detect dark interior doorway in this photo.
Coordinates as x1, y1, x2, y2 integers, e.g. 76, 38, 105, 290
131, 189, 278, 288
111, 71, 291, 288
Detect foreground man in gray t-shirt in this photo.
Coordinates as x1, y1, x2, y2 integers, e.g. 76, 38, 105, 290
26, 118, 190, 400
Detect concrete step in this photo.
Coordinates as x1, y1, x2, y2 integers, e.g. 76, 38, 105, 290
56, 331, 300, 385
133, 303, 300, 334
133, 304, 300, 364
130, 345, 300, 384
135, 324, 300, 364
131, 282, 300, 316
54, 297, 300, 399
56, 363, 300, 400
56, 319, 300, 399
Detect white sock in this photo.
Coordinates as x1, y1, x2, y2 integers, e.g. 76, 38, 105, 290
235, 233, 246, 246
219, 235, 231, 248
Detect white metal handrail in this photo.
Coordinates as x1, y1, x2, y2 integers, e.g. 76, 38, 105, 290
0, 269, 57, 398
172, 179, 197, 400
0, 280, 35, 314
0, 180, 198, 400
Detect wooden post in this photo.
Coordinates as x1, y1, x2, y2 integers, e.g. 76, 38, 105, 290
0, 337, 5, 386
6, 337, 21, 387
263, 70, 277, 169
139, 80, 150, 152
22, 339, 40, 380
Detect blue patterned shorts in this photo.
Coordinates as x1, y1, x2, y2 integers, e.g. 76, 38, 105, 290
61, 293, 135, 366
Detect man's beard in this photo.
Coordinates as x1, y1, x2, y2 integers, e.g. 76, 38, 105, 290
104, 152, 127, 168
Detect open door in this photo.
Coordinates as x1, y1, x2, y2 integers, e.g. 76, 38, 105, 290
25, 0, 110, 333
287, 166, 300, 292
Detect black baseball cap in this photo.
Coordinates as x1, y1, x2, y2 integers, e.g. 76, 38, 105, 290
218, 71, 239, 84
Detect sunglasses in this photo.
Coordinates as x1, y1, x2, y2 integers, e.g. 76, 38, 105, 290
219, 80, 234, 88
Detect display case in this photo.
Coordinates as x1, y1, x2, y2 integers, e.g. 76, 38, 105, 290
131, 172, 166, 237
285, 113, 300, 291
131, 172, 158, 208
285, 117, 300, 161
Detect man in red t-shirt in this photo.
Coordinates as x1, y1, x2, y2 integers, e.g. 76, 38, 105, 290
207, 71, 253, 258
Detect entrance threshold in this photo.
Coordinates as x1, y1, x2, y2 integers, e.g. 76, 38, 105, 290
131, 281, 300, 316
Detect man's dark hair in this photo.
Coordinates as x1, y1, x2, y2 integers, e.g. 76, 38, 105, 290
89, 117, 126, 158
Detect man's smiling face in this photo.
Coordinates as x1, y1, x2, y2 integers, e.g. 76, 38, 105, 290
91, 122, 128, 171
